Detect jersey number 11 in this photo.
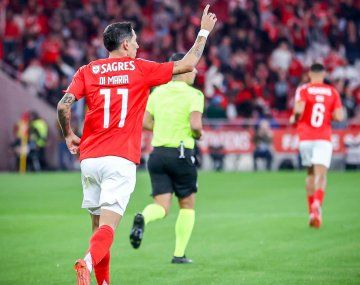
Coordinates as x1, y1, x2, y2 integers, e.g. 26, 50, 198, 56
100, 88, 128, 128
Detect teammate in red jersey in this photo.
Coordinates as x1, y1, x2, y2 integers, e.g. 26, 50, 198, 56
290, 63, 344, 228
57, 5, 217, 285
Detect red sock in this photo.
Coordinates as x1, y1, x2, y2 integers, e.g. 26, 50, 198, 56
94, 251, 110, 285
307, 195, 314, 213
89, 225, 114, 266
314, 188, 325, 205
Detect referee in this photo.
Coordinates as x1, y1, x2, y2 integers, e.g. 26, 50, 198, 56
130, 53, 204, 264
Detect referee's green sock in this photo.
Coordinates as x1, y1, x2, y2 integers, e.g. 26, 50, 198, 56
142, 203, 166, 225
174, 209, 195, 257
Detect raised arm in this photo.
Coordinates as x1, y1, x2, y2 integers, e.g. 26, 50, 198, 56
173, 4, 217, 75
57, 93, 80, 154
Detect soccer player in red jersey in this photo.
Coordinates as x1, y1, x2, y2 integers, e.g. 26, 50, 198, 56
290, 63, 344, 228
57, 5, 217, 285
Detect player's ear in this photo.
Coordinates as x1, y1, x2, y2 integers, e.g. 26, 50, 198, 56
122, 39, 129, 51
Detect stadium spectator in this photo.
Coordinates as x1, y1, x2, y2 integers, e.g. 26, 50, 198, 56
218, 36, 232, 65
3, 9, 21, 63
270, 41, 292, 72
344, 20, 360, 64
21, 59, 45, 92
10, 111, 48, 172
29, 111, 48, 170
342, 82, 357, 119
274, 71, 289, 111
235, 81, 253, 118
206, 92, 227, 119
209, 145, 225, 172
253, 120, 273, 171
10, 112, 30, 171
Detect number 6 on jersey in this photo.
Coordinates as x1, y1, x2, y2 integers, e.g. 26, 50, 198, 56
311, 102, 325, 128
100, 88, 128, 128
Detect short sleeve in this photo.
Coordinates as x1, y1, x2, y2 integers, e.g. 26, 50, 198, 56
136, 59, 174, 87
190, 90, 205, 113
294, 85, 307, 102
65, 66, 86, 100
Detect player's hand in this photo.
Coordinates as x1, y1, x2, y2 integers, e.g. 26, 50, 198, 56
289, 114, 296, 125
200, 4, 217, 32
65, 133, 81, 154
192, 129, 203, 140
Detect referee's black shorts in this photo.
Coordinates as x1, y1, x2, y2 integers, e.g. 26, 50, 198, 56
147, 146, 198, 199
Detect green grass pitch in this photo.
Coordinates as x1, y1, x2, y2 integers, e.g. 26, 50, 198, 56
0, 171, 359, 285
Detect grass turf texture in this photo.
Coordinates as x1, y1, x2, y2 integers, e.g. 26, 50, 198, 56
0, 171, 359, 285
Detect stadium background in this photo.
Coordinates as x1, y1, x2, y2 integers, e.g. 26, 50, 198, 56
0, 1, 360, 284
0, 0, 360, 171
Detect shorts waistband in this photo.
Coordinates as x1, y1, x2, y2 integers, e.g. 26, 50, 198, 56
152, 146, 194, 156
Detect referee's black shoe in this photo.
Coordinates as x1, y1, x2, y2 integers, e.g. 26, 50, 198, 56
130, 213, 145, 249
171, 256, 193, 264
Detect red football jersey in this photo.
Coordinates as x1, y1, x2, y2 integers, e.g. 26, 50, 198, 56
66, 57, 173, 163
295, 82, 342, 141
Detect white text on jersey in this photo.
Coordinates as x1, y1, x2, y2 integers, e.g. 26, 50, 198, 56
307, 87, 331, 96
99, 75, 129, 85
100, 61, 135, 74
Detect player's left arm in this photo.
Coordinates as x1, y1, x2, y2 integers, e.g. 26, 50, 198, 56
190, 111, 203, 139
143, 111, 154, 131
189, 90, 204, 139
172, 5, 217, 75
332, 108, 344, 122
332, 90, 344, 122
57, 93, 80, 154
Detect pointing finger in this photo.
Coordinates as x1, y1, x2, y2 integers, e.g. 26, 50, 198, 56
203, 4, 210, 15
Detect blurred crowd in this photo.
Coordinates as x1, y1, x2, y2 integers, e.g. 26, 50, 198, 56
11, 111, 48, 171
1, 0, 360, 125
11, 110, 81, 171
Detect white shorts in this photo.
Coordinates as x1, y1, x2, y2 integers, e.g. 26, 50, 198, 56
299, 140, 333, 168
80, 156, 136, 216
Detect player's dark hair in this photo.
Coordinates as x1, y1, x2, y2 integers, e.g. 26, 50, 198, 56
310, 63, 325, 72
103, 22, 133, 52
168, 53, 186, 62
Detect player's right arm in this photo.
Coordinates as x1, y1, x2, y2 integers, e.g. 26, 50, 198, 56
57, 93, 80, 154
172, 4, 217, 75
57, 66, 85, 154
290, 85, 306, 124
